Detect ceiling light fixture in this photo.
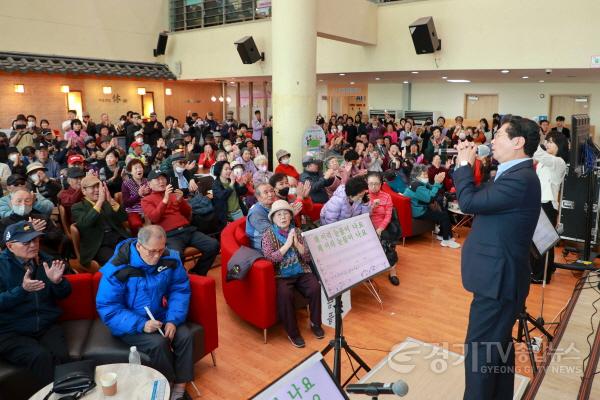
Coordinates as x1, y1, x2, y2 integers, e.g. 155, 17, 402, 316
165, 88, 172, 95
60, 85, 70, 93
14, 84, 24, 93
501, 69, 510, 74
411, 71, 419, 74
403, 81, 409, 84
339, 73, 346, 76
538, 80, 545, 83
447, 79, 471, 83
350, 81, 355, 85
521, 76, 529, 79
102, 86, 112, 94
137, 87, 146, 95
442, 76, 448, 79
210, 96, 217, 102
375, 77, 381, 81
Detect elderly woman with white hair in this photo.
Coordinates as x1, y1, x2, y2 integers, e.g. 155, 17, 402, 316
403, 164, 460, 249
252, 154, 273, 187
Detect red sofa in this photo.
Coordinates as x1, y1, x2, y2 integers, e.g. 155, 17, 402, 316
220, 218, 277, 343
0, 272, 218, 400
381, 183, 435, 244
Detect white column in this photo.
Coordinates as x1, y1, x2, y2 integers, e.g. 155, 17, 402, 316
272, 0, 317, 169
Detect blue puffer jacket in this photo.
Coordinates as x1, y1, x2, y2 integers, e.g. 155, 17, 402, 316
96, 238, 191, 337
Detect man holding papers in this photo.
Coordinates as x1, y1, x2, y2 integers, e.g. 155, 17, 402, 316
96, 225, 193, 400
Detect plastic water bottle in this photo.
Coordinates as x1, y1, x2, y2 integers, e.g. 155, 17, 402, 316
129, 346, 141, 370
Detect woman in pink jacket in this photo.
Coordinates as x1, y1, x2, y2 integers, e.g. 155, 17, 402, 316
368, 172, 400, 286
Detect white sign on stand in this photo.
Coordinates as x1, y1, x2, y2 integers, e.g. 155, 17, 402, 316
303, 213, 390, 300
321, 288, 351, 328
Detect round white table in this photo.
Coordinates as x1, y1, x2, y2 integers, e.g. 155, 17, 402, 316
30, 363, 170, 400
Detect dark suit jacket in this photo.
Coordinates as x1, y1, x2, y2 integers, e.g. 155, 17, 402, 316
71, 199, 128, 266
454, 160, 541, 302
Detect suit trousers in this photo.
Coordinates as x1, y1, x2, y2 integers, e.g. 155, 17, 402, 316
464, 294, 526, 400
276, 273, 322, 339
120, 323, 194, 384
166, 227, 220, 275
0, 324, 69, 386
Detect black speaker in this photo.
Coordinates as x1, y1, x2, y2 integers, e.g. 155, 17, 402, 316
558, 168, 600, 244
234, 36, 264, 64
409, 16, 441, 54
154, 32, 168, 57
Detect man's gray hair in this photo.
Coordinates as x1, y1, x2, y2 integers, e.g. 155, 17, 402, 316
410, 164, 429, 183
255, 182, 271, 197
137, 225, 166, 245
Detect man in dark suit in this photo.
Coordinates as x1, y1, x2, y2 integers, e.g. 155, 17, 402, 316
550, 115, 571, 140
72, 175, 128, 267
454, 115, 541, 400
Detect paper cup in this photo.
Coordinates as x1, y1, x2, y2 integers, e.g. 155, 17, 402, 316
100, 372, 118, 396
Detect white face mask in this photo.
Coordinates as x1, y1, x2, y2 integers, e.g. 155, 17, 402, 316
13, 204, 32, 216
31, 174, 41, 184
459, 132, 466, 140
280, 158, 290, 165
224, 145, 232, 152
288, 187, 297, 195
233, 168, 243, 177
259, 165, 268, 172
8, 154, 18, 163
175, 166, 185, 174
136, 137, 144, 144
418, 176, 429, 184
337, 125, 343, 132
27, 121, 35, 128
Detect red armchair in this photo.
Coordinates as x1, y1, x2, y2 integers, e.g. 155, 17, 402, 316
381, 183, 435, 245
220, 218, 277, 343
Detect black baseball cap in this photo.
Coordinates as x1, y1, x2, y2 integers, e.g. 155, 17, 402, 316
147, 169, 168, 180
66, 167, 86, 179
4, 221, 44, 243
35, 142, 49, 151
6, 174, 26, 187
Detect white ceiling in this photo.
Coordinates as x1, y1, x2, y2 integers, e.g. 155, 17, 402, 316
187, 68, 600, 85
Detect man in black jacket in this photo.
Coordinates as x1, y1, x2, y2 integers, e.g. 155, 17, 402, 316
143, 112, 164, 146
299, 156, 334, 204
0, 221, 71, 385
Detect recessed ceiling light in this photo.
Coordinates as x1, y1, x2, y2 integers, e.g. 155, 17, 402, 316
411, 71, 419, 74
442, 76, 447, 79
375, 77, 381, 80
522, 76, 529, 79
339, 73, 346, 76
318, 79, 323, 82
230, 81, 235, 84
539, 80, 545, 83
350, 81, 355, 85
501, 70, 510, 74
403, 81, 409, 84
447, 79, 471, 83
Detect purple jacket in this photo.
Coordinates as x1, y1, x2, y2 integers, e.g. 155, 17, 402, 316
320, 185, 370, 225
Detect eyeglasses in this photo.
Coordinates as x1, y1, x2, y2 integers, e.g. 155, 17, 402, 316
139, 242, 165, 256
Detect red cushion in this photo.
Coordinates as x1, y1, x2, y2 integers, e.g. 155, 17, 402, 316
234, 224, 248, 246
382, 183, 413, 237
187, 275, 218, 355
59, 273, 94, 321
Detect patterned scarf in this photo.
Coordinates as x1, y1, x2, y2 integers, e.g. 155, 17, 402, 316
271, 224, 303, 278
